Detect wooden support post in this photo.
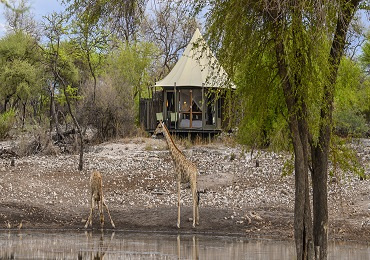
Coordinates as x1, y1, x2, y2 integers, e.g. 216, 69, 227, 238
174, 82, 177, 129
190, 89, 193, 128
202, 83, 205, 130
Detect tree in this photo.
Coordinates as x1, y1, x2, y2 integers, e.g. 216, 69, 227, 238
0, 0, 11, 8
4, 0, 38, 37
359, 32, 370, 123
82, 41, 157, 139
199, 0, 363, 259
70, 12, 109, 103
141, 1, 199, 78
0, 31, 43, 126
334, 57, 369, 136
63, 0, 148, 41
42, 12, 84, 171
1, 0, 27, 12
110, 41, 157, 100
360, 31, 370, 74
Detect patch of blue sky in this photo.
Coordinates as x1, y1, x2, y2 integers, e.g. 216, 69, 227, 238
0, 0, 64, 36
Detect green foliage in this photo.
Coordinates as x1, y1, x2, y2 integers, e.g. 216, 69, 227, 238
0, 32, 43, 109
359, 32, 370, 122
56, 41, 80, 85
282, 154, 294, 177
234, 51, 290, 150
227, 24, 287, 149
0, 0, 11, 9
109, 41, 158, 97
330, 135, 365, 179
44, 39, 81, 107
70, 12, 110, 84
334, 57, 370, 136
0, 109, 15, 139
64, 0, 146, 40
204, 0, 369, 151
204, 0, 337, 151
360, 32, 370, 71
107, 41, 158, 124
77, 40, 158, 139
334, 109, 368, 136
57, 85, 83, 105
1, 59, 37, 97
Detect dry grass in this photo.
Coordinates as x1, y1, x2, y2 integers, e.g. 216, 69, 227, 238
17, 126, 60, 156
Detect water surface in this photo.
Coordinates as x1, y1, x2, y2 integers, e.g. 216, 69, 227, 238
0, 230, 368, 259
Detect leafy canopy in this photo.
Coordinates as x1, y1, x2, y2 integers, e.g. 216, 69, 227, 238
0, 32, 43, 106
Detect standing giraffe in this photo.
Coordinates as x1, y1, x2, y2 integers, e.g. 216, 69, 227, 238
153, 121, 200, 228
85, 171, 115, 229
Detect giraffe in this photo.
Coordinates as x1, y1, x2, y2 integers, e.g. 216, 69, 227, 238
85, 171, 115, 229
153, 121, 200, 228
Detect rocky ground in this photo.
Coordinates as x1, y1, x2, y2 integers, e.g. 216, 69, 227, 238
0, 137, 369, 242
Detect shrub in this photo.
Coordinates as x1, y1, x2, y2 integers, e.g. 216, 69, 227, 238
0, 110, 16, 140
334, 109, 368, 137
79, 77, 136, 141
17, 126, 59, 156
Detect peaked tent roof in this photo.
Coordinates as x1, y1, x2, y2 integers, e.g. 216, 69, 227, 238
155, 28, 233, 88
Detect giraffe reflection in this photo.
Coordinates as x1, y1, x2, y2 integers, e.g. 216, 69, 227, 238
177, 235, 199, 260
78, 231, 115, 260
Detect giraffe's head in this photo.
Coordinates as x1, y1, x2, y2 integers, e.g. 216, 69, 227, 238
152, 120, 165, 138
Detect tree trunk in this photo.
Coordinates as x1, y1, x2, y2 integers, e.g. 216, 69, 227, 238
86, 51, 97, 103
22, 101, 26, 129
311, 141, 329, 260
56, 72, 84, 171
3, 93, 14, 113
291, 119, 314, 260
310, 1, 360, 259
49, 82, 63, 142
274, 22, 314, 259
63, 86, 84, 171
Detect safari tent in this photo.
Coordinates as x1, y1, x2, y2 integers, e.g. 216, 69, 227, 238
139, 28, 234, 135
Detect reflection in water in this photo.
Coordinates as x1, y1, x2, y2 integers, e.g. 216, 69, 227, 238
177, 235, 199, 260
0, 230, 368, 259
77, 231, 115, 260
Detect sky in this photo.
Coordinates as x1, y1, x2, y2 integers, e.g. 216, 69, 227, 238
0, 0, 64, 36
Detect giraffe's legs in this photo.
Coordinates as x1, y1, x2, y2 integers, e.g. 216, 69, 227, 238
191, 181, 199, 227
99, 199, 104, 229
196, 191, 199, 226
103, 200, 115, 228
193, 236, 199, 259
85, 197, 94, 228
177, 235, 181, 259
192, 188, 197, 228
177, 180, 181, 229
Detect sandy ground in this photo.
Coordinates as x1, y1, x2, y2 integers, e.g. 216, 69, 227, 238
0, 137, 369, 242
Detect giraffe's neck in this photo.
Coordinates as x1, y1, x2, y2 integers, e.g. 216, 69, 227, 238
161, 123, 183, 159
161, 123, 197, 186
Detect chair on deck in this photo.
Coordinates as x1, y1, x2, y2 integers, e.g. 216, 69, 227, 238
170, 112, 177, 129
156, 112, 163, 123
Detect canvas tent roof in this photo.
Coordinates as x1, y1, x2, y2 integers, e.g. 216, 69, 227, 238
155, 28, 233, 88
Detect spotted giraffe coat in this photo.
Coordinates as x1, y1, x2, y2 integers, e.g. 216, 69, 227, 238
153, 121, 199, 228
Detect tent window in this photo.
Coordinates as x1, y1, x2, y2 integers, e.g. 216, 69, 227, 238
179, 90, 190, 112
206, 92, 216, 126
192, 89, 202, 112
167, 92, 175, 112
178, 89, 203, 128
